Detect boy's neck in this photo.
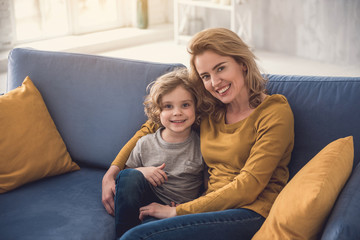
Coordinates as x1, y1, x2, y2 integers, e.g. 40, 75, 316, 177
161, 128, 192, 143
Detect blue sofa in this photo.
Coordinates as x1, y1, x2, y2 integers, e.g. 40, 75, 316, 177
1, 48, 359, 239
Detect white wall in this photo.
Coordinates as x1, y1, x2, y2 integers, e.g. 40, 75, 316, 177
182, 0, 360, 66
0, 0, 15, 51
250, 0, 360, 65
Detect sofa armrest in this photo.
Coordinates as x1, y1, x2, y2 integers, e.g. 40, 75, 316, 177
321, 162, 360, 240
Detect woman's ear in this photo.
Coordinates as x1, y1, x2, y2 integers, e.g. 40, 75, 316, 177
242, 63, 248, 72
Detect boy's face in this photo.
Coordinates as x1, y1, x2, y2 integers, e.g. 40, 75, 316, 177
160, 85, 196, 139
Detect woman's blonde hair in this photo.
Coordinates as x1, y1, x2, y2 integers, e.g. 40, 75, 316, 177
188, 28, 267, 121
144, 67, 203, 128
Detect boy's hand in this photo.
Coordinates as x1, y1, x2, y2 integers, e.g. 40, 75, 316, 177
136, 163, 168, 187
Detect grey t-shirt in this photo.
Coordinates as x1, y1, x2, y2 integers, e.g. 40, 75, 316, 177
125, 128, 204, 205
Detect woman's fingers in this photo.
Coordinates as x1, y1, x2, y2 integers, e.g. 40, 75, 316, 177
102, 189, 115, 216
139, 203, 157, 221
101, 176, 116, 216
139, 206, 150, 221
139, 203, 177, 220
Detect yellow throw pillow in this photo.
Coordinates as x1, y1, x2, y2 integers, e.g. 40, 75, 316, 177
252, 136, 354, 240
0, 76, 80, 193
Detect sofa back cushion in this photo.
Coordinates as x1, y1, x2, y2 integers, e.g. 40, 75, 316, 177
7, 48, 360, 176
266, 75, 360, 178
7, 48, 184, 168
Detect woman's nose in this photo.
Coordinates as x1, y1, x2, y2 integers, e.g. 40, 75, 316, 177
211, 76, 221, 87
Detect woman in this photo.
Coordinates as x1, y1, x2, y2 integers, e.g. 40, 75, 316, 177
102, 28, 294, 239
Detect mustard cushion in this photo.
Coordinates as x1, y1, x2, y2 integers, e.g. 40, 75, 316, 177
0, 76, 80, 193
252, 136, 354, 240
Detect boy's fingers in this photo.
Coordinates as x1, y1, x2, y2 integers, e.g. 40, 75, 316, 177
154, 171, 166, 183
152, 175, 162, 186
160, 170, 168, 181
148, 177, 157, 187
157, 163, 166, 170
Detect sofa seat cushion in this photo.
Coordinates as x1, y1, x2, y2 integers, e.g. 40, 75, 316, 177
0, 167, 115, 240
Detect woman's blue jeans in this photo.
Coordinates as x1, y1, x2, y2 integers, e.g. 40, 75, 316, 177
120, 206, 265, 240
115, 169, 164, 238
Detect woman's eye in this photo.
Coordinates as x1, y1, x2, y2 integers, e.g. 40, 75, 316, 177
218, 66, 224, 72
201, 75, 210, 81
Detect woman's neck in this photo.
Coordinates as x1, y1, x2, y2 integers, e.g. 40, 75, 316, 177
225, 93, 267, 124
226, 104, 253, 124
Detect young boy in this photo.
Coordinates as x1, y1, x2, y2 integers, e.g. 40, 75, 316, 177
114, 68, 205, 237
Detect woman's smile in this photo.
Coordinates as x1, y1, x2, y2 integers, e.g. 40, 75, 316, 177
217, 84, 231, 95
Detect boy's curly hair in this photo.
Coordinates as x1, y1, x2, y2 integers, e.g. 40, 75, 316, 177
144, 67, 204, 128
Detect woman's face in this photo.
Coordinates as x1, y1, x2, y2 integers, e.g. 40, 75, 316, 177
194, 50, 248, 104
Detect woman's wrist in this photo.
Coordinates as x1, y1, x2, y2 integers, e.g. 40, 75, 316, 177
106, 165, 120, 180
171, 206, 177, 217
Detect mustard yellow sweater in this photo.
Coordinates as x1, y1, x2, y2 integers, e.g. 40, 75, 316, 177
112, 94, 294, 218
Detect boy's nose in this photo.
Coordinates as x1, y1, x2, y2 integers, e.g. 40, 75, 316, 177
173, 107, 182, 115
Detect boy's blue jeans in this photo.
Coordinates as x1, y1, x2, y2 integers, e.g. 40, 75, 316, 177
114, 169, 164, 238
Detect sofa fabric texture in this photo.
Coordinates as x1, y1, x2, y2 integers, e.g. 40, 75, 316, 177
1, 48, 360, 240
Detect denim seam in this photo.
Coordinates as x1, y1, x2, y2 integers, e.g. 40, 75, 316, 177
141, 216, 263, 240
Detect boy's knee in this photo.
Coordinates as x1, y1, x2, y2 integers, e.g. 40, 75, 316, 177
116, 169, 147, 190
115, 169, 151, 207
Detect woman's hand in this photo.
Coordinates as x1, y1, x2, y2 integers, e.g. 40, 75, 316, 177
101, 165, 120, 216
136, 163, 168, 187
139, 202, 177, 221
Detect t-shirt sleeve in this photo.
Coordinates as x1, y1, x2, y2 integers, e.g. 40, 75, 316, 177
124, 141, 143, 168
176, 98, 294, 215
111, 120, 158, 169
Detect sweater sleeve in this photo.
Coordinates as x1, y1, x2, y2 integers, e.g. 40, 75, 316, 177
176, 99, 294, 215
111, 120, 158, 169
